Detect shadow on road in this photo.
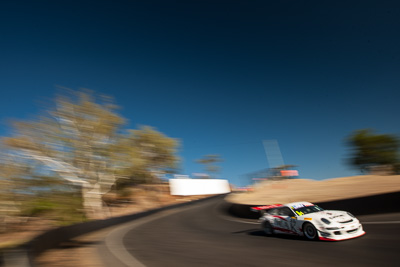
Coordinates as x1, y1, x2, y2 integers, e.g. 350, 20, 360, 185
55, 240, 101, 249
232, 228, 312, 241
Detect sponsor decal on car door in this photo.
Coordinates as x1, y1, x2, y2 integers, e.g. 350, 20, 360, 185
273, 208, 299, 235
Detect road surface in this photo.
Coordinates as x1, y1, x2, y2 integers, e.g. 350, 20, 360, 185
99, 196, 400, 266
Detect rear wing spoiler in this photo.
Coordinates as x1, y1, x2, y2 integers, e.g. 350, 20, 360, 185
251, 204, 283, 213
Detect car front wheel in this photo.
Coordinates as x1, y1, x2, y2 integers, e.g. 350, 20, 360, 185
303, 223, 318, 240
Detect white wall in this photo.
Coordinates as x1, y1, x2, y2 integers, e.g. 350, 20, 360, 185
169, 179, 231, 196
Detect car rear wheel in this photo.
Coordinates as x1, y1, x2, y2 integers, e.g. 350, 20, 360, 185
262, 221, 274, 236
303, 223, 318, 240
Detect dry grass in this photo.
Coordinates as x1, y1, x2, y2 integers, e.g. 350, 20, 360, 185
31, 186, 209, 267
226, 175, 400, 205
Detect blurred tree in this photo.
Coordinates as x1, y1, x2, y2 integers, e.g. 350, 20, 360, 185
0, 144, 85, 230
2, 90, 126, 218
196, 154, 223, 178
0, 152, 27, 229
347, 129, 399, 174
120, 126, 180, 185
1, 90, 182, 220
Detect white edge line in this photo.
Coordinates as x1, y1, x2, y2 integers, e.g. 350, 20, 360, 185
220, 216, 400, 226
362, 221, 400, 224
218, 214, 259, 225
213, 201, 259, 225
104, 198, 400, 267
104, 218, 149, 267
104, 205, 199, 267
220, 217, 400, 225
214, 202, 400, 226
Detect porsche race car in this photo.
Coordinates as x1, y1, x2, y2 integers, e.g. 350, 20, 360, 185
252, 201, 365, 241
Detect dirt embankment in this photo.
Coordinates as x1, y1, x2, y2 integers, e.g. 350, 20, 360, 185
0, 184, 205, 251
226, 175, 400, 205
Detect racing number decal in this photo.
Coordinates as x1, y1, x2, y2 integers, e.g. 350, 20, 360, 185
296, 211, 304, 216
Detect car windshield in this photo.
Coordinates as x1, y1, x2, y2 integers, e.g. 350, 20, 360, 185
291, 205, 324, 216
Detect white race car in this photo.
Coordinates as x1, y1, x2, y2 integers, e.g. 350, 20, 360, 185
252, 201, 365, 241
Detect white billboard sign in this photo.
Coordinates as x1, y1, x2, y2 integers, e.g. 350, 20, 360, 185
169, 179, 231, 196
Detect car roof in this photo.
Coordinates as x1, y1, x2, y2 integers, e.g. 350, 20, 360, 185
285, 201, 314, 208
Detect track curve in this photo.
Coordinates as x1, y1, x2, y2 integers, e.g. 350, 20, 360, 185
115, 196, 400, 266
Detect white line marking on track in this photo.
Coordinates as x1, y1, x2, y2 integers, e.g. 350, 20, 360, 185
215, 201, 400, 226
362, 221, 400, 224
226, 218, 400, 225
103, 205, 200, 267
225, 217, 400, 225
219, 216, 259, 224
213, 201, 260, 225
215, 200, 400, 228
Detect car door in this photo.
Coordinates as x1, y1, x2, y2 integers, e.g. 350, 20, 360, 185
273, 207, 297, 234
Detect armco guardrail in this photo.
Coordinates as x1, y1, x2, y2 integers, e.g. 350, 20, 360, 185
227, 191, 400, 219
2, 195, 224, 267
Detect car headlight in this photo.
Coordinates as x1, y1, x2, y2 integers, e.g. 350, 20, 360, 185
347, 212, 355, 218
321, 218, 331, 224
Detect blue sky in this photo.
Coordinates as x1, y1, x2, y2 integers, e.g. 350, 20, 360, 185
1, 1, 399, 186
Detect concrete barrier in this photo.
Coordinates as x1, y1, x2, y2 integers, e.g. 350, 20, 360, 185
227, 191, 400, 219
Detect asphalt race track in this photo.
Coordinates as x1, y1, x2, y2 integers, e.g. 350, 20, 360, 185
100, 196, 400, 267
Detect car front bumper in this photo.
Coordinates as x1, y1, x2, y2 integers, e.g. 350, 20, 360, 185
317, 224, 365, 241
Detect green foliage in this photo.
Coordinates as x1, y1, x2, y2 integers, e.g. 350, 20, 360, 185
121, 126, 180, 184
347, 129, 399, 173
20, 191, 86, 225
21, 198, 57, 216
